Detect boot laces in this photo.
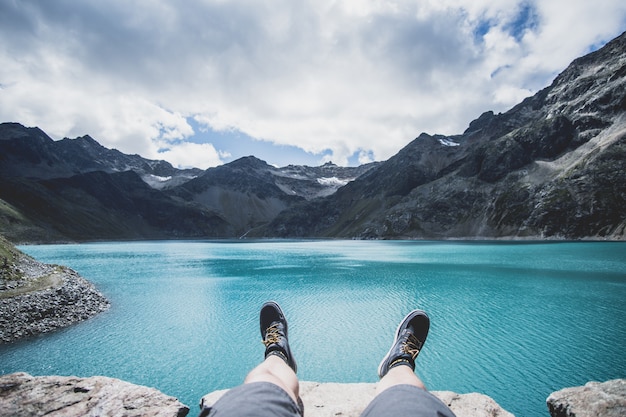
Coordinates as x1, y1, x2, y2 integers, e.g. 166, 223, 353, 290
402, 333, 422, 360
262, 323, 281, 347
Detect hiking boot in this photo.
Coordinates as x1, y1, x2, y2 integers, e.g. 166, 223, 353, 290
378, 309, 430, 378
260, 301, 297, 373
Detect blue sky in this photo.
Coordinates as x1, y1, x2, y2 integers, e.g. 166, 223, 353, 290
1, 1, 625, 169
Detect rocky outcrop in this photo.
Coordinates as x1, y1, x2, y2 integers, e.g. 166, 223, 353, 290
0, 236, 110, 343
547, 379, 626, 417
200, 381, 514, 417
1, 375, 622, 417
0, 372, 189, 417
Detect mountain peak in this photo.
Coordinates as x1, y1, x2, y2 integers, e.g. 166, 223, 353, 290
0, 122, 52, 143
263, 30, 626, 240
227, 155, 271, 169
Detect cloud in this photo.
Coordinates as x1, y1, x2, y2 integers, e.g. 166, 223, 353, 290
0, 0, 625, 167
156, 142, 230, 170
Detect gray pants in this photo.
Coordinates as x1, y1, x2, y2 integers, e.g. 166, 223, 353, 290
199, 382, 456, 417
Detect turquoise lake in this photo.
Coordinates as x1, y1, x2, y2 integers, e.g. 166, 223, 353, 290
2, 240, 625, 417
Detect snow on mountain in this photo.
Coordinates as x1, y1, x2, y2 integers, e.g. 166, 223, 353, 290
438, 138, 460, 147
316, 177, 352, 187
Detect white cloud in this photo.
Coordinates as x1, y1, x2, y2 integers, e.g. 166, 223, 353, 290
0, 0, 625, 167
155, 142, 230, 170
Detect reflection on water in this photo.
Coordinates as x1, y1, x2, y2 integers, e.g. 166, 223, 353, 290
2, 240, 625, 417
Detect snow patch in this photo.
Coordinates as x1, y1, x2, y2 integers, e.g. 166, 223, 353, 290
150, 175, 172, 182
439, 138, 460, 147
317, 177, 351, 187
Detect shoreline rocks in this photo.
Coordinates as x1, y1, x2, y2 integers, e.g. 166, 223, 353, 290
0, 267, 110, 343
0, 236, 110, 344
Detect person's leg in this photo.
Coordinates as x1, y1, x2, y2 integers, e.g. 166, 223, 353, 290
360, 310, 456, 417
245, 300, 300, 402
376, 362, 426, 394
244, 344, 299, 403
198, 301, 302, 417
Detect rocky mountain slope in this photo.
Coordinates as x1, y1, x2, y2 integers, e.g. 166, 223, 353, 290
0, 124, 377, 242
169, 157, 379, 236
262, 31, 626, 240
0, 122, 202, 189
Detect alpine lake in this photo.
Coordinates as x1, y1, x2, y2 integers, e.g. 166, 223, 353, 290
2, 240, 625, 417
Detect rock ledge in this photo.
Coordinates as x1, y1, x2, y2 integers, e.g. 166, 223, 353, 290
547, 379, 626, 417
0, 373, 189, 417
0, 374, 624, 417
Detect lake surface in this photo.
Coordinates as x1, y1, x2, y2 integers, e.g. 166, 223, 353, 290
2, 240, 625, 417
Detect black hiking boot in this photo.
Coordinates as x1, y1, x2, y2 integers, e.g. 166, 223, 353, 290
378, 309, 430, 378
260, 301, 297, 373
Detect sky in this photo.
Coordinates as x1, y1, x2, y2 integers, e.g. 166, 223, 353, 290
1, 1, 625, 169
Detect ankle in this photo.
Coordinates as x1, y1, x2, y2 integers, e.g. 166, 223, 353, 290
388, 357, 415, 372
266, 349, 289, 364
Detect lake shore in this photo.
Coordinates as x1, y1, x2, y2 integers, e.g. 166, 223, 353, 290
0, 236, 110, 343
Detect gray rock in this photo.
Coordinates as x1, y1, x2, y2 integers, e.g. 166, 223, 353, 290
200, 381, 515, 417
0, 266, 110, 343
0, 236, 111, 343
437, 391, 515, 417
547, 379, 626, 417
0, 372, 189, 417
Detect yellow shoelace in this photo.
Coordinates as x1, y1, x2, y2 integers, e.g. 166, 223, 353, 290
402, 333, 422, 360
262, 323, 281, 346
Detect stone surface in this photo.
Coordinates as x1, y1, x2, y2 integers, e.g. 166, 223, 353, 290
0, 372, 189, 417
437, 391, 515, 417
200, 381, 514, 417
3, 375, 623, 417
547, 379, 626, 417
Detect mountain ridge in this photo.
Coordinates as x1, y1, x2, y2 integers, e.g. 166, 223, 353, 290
0, 125, 378, 242
261, 31, 626, 240
1, 31, 625, 242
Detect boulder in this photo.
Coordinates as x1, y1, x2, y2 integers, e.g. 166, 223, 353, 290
0, 372, 189, 417
200, 381, 514, 417
547, 379, 626, 417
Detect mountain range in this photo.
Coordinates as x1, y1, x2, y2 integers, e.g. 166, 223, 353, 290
1, 31, 625, 242
0, 123, 378, 242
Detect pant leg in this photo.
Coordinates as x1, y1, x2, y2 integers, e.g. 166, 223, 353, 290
199, 382, 302, 417
360, 384, 456, 417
